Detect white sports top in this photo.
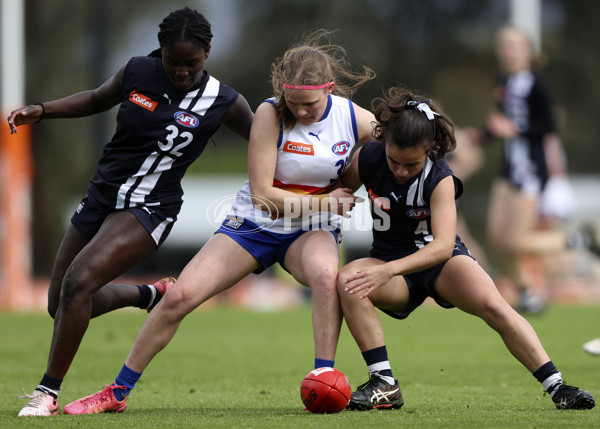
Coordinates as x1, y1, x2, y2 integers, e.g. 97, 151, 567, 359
231, 94, 359, 234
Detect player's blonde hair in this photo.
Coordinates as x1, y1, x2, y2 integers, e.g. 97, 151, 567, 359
271, 30, 375, 129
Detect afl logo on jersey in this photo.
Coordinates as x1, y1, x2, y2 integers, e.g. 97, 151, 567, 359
407, 208, 430, 219
331, 141, 350, 156
174, 111, 199, 128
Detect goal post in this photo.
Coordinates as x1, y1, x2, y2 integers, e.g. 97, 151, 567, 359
510, 0, 541, 54
0, 0, 34, 310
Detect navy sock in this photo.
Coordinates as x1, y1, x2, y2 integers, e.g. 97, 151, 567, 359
532, 361, 563, 394
362, 345, 394, 379
362, 345, 388, 366
137, 285, 152, 309
532, 361, 558, 383
314, 358, 335, 369
114, 364, 142, 401
36, 373, 62, 398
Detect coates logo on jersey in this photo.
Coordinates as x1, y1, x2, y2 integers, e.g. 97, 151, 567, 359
283, 141, 314, 156
174, 111, 199, 128
331, 141, 350, 156
367, 188, 390, 210
130, 91, 158, 111
407, 208, 430, 219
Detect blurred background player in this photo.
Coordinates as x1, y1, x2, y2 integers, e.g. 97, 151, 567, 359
12, 7, 253, 417
483, 25, 598, 314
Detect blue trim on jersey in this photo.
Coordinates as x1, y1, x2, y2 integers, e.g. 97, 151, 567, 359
347, 99, 359, 142
277, 121, 284, 148
264, 99, 285, 148
264, 96, 334, 148
320, 95, 333, 120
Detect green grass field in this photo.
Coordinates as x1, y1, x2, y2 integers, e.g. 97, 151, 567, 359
2, 303, 599, 428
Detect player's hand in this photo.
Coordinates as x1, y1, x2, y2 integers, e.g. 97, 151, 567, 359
344, 264, 393, 299
486, 111, 518, 139
329, 187, 364, 218
7, 104, 44, 134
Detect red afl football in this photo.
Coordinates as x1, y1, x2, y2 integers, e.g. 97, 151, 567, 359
300, 367, 351, 413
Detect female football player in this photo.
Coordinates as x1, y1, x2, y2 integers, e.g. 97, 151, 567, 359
484, 25, 565, 313
12, 7, 253, 417
336, 87, 595, 411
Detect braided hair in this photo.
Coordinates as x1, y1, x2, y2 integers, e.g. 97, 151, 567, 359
371, 87, 456, 159
148, 7, 213, 58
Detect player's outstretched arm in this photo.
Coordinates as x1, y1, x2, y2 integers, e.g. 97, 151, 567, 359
7, 63, 126, 134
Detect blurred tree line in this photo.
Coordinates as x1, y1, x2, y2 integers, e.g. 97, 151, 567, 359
20, 0, 600, 274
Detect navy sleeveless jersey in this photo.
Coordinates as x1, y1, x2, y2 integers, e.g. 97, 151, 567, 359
87, 56, 239, 212
495, 70, 555, 192
358, 141, 463, 260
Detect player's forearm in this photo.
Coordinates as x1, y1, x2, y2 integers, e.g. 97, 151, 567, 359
41, 90, 116, 119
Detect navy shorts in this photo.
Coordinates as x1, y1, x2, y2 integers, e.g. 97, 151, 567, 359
500, 140, 548, 197
70, 196, 176, 248
379, 240, 475, 320
215, 216, 340, 274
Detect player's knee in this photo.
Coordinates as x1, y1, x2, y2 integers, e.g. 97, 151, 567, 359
158, 284, 196, 318
60, 268, 96, 307
479, 298, 513, 330
337, 265, 354, 292
486, 230, 503, 250
310, 262, 338, 295
487, 230, 517, 253
47, 281, 61, 318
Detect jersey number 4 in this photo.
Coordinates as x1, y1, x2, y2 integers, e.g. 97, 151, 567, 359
414, 220, 433, 249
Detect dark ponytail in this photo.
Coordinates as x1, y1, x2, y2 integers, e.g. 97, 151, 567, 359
371, 87, 456, 159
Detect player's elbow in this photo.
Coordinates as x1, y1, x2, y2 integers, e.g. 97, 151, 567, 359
250, 194, 270, 211
431, 239, 455, 262
249, 182, 275, 211
441, 246, 454, 261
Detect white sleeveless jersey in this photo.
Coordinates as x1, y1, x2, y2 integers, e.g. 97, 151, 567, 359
231, 94, 359, 234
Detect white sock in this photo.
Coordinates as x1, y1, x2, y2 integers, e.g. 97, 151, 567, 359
542, 372, 563, 396
368, 361, 395, 385
145, 284, 157, 309
36, 385, 59, 398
